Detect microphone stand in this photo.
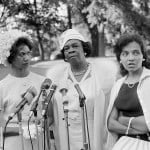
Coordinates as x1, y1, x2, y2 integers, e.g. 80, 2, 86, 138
41, 89, 51, 150
41, 89, 47, 150
0, 126, 2, 150
17, 112, 24, 150
79, 96, 88, 150
0, 108, 3, 150
62, 100, 70, 150
29, 89, 44, 150
42, 85, 57, 150
33, 111, 40, 150
60, 88, 70, 150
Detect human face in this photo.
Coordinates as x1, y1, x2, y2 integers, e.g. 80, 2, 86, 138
11, 44, 32, 69
63, 39, 85, 63
120, 41, 143, 73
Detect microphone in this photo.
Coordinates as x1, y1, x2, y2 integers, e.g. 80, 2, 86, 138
60, 87, 69, 113
29, 78, 52, 118
15, 87, 34, 109
74, 84, 86, 107
60, 88, 68, 96
41, 78, 52, 90
8, 87, 37, 121
63, 101, 69, 113
42, 84, 57, 117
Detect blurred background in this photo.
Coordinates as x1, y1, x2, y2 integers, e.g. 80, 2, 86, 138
0, 0, 150, 78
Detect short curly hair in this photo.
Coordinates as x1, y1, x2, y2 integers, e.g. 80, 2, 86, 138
7, 37, 33, 64
61, 41, 91, 61
114, 33, 150, 76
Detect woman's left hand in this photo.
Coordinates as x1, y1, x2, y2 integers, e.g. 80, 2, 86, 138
118, 115, 128, 126
118, 115, 149, 133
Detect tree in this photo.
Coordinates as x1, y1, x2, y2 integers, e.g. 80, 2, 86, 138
0, 0, 67, 60
108, 0, 150, 40
60, 0, 125, 56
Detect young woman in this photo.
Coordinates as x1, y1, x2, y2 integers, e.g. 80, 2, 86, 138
106, 33, 150, 150
0, 30, 45, 150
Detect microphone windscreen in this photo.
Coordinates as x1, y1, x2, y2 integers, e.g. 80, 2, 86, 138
41, 78, 52, 89
24, 87, 37, 105
63, 100, 68, 106
59, 80, 68, 93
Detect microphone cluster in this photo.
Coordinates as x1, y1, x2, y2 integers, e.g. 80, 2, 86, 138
7, 78, 56, 121
42, 84, 57, 117
8, 86, 37, 121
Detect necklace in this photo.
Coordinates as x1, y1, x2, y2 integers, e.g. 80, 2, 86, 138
127, 83, 135, 88
72, 63, 89, 76
73, 70, 87, 76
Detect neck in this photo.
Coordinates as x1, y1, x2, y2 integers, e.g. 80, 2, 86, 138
10, 67, 30, 77
127, 67, 143, 82
71, 60, 88, 73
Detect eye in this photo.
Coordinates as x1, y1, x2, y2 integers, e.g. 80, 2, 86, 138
63, 46, 69, 52
121, 51, 128, 57
19, 52, 25, 57
18, 51, 32, 57
72, 44, 79, 48
132, 50, 140, 56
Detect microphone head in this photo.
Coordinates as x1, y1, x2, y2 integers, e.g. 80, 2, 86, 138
63, 100, 69, 106
41, 78, 52, 90
51, 84, 57, 90
24, 86, 37, 105
63, 100, 69, 113
60, 88, 68, 95
59, 80, 68, 94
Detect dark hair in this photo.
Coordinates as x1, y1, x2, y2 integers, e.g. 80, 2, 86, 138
7, 37, 33, 64
114, 33, 150, 76
61, 41, 91, 61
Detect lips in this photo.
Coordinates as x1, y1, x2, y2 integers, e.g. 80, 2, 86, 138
68, 54, 77, 59
127, 63, 136, 68
23, 62, 29, 65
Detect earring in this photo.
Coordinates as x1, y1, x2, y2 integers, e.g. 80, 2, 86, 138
64, 58, 68, 61
84, 53, 87, 56
142, 58, 145, 61
120, 60, 122, 64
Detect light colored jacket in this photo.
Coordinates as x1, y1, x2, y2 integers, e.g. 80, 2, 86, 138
105, 67, 150, 150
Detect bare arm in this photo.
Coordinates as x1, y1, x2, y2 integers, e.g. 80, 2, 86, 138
108, 106, 144, 135
118, 115, 149, 133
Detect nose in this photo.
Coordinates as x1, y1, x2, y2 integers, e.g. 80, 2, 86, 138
23, 54, 31, 62
67, 47, 75, 54
128, 53, 134, 60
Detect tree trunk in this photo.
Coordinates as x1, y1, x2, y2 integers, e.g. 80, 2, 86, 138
90, 25, 105, 57
67, 4, 72, 28
36, 28, 45, 60
98, 23, 105, 56
90, 26, 99, 57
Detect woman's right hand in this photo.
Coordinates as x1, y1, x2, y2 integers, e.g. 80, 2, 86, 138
108, 107, 146, 135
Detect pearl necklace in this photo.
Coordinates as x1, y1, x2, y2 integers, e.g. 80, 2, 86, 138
72, 64, 89, 76
127, 83, 135, 88
73, 70, 87, 76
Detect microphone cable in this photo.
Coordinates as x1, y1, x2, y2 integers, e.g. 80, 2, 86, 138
43, 118, 46, 150
84, 103, 91, 150
28, 116, 34, 150
2, 118, 10, 150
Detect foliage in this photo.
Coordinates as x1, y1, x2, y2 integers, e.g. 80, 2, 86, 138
108, 0, 150, 41
1, 0, 150, 58
0, 0, 68, 60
